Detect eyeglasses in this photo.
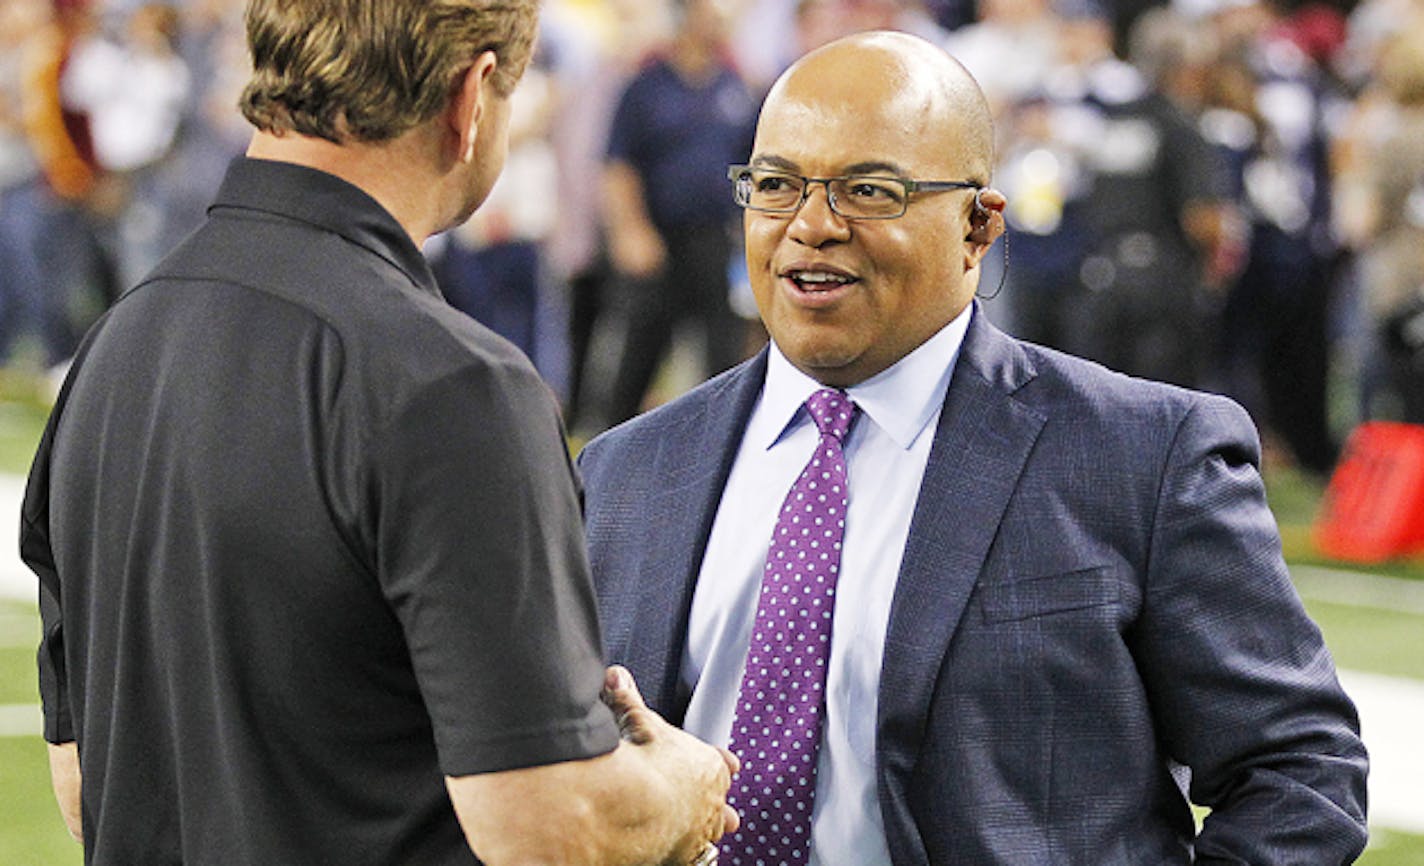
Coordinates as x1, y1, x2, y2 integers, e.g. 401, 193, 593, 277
728, 164, 979, 220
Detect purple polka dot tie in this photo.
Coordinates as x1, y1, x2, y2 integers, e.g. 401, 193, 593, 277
723, 388, 856, 866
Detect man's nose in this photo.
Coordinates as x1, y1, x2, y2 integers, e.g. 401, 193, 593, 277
787, 183, 851, 247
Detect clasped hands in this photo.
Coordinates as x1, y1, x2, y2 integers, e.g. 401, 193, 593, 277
601, 665, 740, 866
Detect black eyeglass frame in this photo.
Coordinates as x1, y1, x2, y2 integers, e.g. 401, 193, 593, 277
727, 164, 981, 220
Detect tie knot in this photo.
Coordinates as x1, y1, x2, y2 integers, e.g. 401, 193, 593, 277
805, 388, 855, 442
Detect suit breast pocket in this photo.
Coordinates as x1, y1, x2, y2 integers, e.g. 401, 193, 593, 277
977, 566, 1121, 624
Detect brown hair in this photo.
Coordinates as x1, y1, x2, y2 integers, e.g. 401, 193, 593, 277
239, 0, 538, 144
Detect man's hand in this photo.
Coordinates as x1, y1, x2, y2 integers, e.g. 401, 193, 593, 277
602, 664, 740, 856
47, 741, 82, 843
445, 668, 739, 866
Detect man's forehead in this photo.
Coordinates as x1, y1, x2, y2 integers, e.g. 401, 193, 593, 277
752, 90, 950, 174
774, 62, 924, 115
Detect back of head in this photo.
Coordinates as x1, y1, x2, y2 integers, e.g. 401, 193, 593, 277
239, 0, 539, 145
766, 31, 996, 182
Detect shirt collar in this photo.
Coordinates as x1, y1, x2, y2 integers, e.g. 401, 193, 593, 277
756, 303, 974, 451
211, 156, 441, 299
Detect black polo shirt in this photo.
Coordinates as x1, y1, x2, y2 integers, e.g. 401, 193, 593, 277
22, 157, 619, 865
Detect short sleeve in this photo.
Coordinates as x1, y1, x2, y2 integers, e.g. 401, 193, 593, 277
605, 72, 645, 165
21, 395, 74, 744
370, 356, 619, 776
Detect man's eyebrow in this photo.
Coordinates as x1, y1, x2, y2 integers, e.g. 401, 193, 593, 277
842, 160, 910, 177
748, 155, 912, 178
749, 154, 798, 171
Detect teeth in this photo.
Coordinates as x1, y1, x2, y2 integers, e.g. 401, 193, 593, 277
792, 271, 851, 284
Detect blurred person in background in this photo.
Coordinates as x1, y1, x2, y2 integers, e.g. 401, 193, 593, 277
542, 0, 668, 433
954, 0, 1085, 343
0, 0, 43, 193
64, 3, 188, 180
24, 0, 739, 862
990, 91, 1095, 348
1197, 0, 1341, 474
0, 0, 48, 367
943, 0, 1059, 118
601, 0, 758, 426
146, 0, 250, 259
1127, 5, 1248, 290
1050, 0, 1235, 387
62, 1, 190, 285
983, 0, 1235, 386
12, 0, 119, 372
1333, 17, 1424, 421
1128, 6, 1221, 114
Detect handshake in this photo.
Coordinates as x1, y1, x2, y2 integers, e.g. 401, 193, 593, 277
601, 665, 740, 866
450, 665, 740, 866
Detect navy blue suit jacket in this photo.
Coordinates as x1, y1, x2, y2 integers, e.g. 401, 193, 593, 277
578, 308, 1368, 864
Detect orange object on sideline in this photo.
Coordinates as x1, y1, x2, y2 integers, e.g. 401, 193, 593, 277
1314, 421, 1424, 562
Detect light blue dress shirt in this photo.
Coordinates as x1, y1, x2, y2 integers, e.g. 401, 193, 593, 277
682, 306, 972, 866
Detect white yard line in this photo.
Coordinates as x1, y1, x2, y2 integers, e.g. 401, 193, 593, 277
1341, 669, 1424, 835
0, 703, 41, 738
1292, 564, 1424, 615
0, 474, 30, 603
0, 616, 37, 649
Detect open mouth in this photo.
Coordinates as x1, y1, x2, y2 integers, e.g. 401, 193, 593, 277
784, 269, 858, 292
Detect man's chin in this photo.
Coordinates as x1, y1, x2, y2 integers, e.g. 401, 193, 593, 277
780, 344, 870, 388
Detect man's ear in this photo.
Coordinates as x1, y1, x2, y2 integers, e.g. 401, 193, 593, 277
449, 50, 500, 164
965, 187, 1007, 267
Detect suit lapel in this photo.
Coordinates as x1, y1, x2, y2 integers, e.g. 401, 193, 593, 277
876, 311, 1047, 866
632, 352, 769, 719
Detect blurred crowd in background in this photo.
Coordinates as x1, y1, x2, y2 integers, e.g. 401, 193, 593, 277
2, 0, 1423, 475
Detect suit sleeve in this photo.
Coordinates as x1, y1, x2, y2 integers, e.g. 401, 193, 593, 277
1132, 394, 1368, 862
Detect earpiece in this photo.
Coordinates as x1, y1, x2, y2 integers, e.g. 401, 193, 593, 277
967, 188, 994, 244
968, 186, 1009, 300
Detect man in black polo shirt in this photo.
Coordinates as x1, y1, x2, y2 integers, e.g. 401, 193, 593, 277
20, 1, 735, 864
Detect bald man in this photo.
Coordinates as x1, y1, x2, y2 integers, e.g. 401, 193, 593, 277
578, 31, 1367, 866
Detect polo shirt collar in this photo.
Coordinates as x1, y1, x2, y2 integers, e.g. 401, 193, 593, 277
757, 303, 973, 452
211, 156, 441, 299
